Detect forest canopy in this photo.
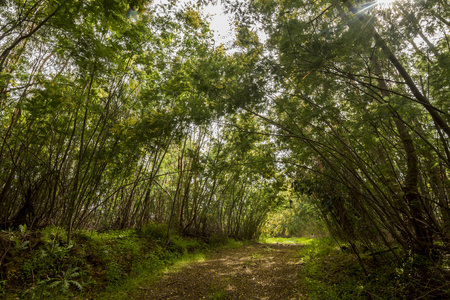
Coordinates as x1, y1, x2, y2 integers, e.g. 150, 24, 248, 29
0, 0, 449, 259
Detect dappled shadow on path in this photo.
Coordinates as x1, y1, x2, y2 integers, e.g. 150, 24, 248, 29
134, 243, 306, 299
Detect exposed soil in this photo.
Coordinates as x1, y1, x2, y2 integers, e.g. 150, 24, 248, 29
134, 243, 306, 299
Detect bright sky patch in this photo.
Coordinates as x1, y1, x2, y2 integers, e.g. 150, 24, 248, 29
376, 0, 396, 8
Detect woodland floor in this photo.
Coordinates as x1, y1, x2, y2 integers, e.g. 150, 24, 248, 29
133, 243, 306, 300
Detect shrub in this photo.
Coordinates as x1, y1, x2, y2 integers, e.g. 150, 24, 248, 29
138, 223, 169, 240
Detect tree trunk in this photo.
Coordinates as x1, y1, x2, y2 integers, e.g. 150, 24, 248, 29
373, 57, 432, 253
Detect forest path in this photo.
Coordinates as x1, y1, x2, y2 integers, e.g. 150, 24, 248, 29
133, 243, 306, 299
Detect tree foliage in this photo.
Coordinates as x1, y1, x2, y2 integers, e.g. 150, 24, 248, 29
241, 0, 450, 256
1, 0, 449, 263
0, 0, 280, 242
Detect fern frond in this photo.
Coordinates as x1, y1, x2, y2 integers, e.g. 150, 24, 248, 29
69, 280, 83, 291
48, 280, 61, 288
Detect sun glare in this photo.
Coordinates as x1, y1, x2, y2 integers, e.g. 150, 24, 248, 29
376, 0, 396, 8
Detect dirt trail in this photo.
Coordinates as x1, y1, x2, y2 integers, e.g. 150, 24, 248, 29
134, 243, 306, 299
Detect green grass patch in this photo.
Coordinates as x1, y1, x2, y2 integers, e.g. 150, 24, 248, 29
94, 251, 209, 300
260, 236, 315, 245
295, 237, 450, 299
0, 225, 243, 299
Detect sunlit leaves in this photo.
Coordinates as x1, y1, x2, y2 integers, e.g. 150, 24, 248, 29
0, 0, 285, 240
239, 0, 450, 252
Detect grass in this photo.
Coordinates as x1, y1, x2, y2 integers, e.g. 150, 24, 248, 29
95, 237, 245, 299
260, 236, 315, 245
0, 224, 244, 299
284, 237, 450, 300
5, 228, 448, 299
94, 251, 210, 300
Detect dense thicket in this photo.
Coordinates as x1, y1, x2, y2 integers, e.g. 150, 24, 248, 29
1, 0, 449, 260
0, 0, 281, 240
239, 0, 450, 256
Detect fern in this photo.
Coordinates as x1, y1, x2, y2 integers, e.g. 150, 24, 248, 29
44, 267, 84, 294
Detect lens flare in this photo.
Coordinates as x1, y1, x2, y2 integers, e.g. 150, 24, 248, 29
376, 0, 396, 8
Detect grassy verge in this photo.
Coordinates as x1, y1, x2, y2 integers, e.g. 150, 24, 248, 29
269, 237, 450, 299
0, 224, 243, 299
260, 236, 316, 245
97, 235, 245, 300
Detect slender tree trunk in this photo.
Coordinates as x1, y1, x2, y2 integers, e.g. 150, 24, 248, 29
373, 57, 432, 253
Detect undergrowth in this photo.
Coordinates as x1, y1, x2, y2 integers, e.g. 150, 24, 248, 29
293, 237, 450, 299
0, 224, 240, 299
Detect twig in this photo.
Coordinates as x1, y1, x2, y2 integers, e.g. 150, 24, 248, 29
307, 5, 334, 24
414, 282, 450, 300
